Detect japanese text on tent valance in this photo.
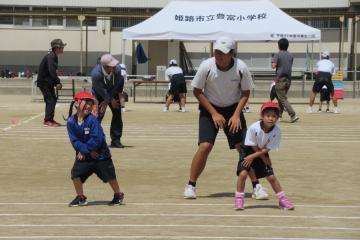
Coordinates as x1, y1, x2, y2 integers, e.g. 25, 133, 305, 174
174, 13, 267, 22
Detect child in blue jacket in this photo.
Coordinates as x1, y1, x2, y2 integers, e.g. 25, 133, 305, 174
66, 91, 124, 207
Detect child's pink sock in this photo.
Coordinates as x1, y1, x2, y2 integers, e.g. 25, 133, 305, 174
235, 192, 245, 198
276, 191, 286, 199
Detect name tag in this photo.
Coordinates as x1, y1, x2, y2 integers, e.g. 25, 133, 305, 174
84, 127, 90, 135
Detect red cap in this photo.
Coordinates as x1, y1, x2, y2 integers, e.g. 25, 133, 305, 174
261, 101, 280, 114
73, 91, 95, 101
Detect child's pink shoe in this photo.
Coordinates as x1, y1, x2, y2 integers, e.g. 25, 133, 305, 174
276, 192, 294, 210
234, 192, 245, 210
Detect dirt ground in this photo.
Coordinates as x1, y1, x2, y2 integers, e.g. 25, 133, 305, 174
0, 95, 359, 239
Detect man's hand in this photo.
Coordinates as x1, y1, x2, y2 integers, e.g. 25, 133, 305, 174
56, 83, 62, 90
242, 155, 254, 168
77, 152, 85, 161
89, 151, 99, 159
212, 112, 226, 129
228, 114, 242, 133
111, 99, 120, 109
99, 101, 108, 113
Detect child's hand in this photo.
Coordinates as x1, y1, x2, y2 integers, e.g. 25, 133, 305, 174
77, 152, 85, 161
211, 112, 226, 129
242, 156, 254, 168
89, 151, 99, 159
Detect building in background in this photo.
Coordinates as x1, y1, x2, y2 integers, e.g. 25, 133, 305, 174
0, 0, 359, 79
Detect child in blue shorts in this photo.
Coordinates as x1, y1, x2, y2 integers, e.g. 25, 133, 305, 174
235, 101, 294, 210
66, 91, 124, 207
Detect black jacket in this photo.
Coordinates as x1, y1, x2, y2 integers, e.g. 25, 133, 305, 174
37, 51, 61, 87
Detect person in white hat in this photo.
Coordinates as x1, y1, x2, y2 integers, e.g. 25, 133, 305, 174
307, 51, 339, 113
163, 59, 186, 112
183, 36, 269, 200
91, 54, 126, 148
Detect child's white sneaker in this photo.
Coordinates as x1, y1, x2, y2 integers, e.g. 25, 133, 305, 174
163, 107, 169, 112
252, 184, 269, 200
184, 184, 196, 199
306, 106, 313, 113
334, 107, 340, 114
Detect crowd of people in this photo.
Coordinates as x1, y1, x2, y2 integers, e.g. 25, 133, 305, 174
37, 36, 341, 209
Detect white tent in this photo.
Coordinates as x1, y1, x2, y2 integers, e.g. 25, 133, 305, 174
123, 0, 321, 41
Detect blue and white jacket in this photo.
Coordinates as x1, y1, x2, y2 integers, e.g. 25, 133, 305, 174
67, 114, 111, 161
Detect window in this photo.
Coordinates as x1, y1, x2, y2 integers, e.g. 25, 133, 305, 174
83, 8, 97, 27
48, 7, 63, 26
14, 7, 30, 26
32, 7, 47, 27
0, 6, 13, 24
65, 8, 80, 27
111, 8, 160, 31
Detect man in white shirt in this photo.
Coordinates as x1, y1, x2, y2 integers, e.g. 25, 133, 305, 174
183, 36, 268, 200
163, 59, 187, 112
307, 51, 339, 113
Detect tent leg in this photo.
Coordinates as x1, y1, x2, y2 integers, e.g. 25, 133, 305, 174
121, 39, 126, 64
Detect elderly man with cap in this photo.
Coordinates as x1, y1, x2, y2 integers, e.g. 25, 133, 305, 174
37, 38, 66, 127
183, 36, 269, 200
307, 51, 339, 113
91, 54, 125, 148
163, 59, 186, 112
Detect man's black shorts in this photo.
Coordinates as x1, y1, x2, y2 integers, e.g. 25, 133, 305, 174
236, 145, 274, 179
312, 72, 334, 93
169, 73, 187, 95
71, 158, 117, 183
198, 103, 247, 149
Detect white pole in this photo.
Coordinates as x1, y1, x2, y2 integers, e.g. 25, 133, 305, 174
121, 39, 126, 64
78, 15, 85, 74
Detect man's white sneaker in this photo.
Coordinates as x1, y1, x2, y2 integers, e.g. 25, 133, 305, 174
252, 184, 269, 200
306, 106, 313, 113
184, 184, 196, 199
181, 108, 186, 113
334, 107, 340, 114
163, 107, 169, 112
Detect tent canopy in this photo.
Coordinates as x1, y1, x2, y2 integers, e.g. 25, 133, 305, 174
123, 0, 321, 41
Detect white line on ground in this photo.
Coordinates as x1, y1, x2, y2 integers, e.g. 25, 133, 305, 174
1, 112, 44, 132
0, 202, 359, 208
0, 224, 358, 231
0, 236, 357, 240
0, 213, 358, 220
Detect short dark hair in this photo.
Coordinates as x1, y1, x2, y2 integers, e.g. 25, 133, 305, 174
278, 38, 289, 51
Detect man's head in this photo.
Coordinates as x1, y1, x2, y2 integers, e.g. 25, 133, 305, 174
169, 59, 177, 66
213, 36, 235, 70
278, 38, 289, 51
51, 38, 66, 53
100, 54, 119, 74
321, 51, 330, 59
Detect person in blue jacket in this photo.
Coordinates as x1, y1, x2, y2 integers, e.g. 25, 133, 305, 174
66, 91, 124, 207
91, 54, 125, 148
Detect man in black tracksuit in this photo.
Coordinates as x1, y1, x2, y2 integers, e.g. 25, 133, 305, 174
37, 38, 66, 127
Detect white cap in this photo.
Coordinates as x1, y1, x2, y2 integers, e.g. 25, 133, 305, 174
100, 54, 119, 67
321, 51, 330, 58
169, 59, 177, 65
214, 36, 235, 54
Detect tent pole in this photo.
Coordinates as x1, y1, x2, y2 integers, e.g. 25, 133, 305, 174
311, 41, 314, 81
121, 39, 126, 64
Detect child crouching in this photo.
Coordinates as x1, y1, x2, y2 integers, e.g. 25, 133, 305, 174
235, 101, 294, 210
66, 91, 124, 207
